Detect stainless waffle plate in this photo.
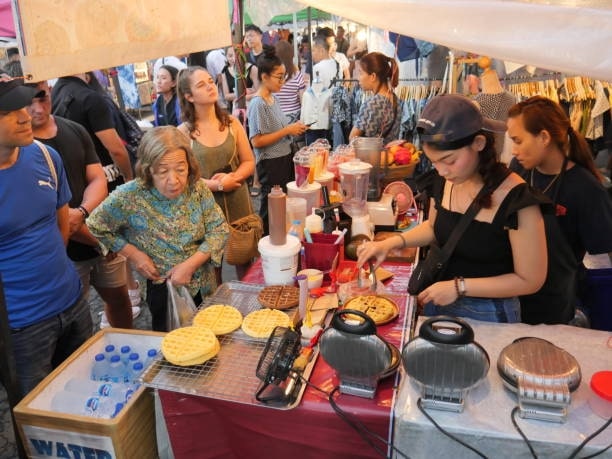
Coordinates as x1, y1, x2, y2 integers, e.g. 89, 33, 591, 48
497, 337, 581, 422
140, 281, 319, 410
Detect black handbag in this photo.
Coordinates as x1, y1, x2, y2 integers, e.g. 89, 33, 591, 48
408, 179, 499, 295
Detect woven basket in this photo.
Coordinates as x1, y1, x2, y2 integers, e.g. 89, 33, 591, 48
225, 213, 264, 265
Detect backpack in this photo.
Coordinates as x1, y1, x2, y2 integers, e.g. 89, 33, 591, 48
117, 109, 143, 167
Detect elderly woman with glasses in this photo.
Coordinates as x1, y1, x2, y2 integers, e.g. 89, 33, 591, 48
88, 126, 229, 331
246, 45, 307, 234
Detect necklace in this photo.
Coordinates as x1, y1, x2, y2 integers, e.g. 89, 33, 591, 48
448, 183, 479, 212
530, 169, 560, 194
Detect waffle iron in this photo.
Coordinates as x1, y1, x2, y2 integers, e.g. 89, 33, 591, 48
319, 309, 400, 398
402, 316, 489, 412
497, 337, 581, 422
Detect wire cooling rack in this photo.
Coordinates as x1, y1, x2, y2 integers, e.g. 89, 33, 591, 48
141, 281, 316, 410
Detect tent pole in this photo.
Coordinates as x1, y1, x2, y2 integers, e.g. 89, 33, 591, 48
307, 7, 313, 83
0, 273, 27, 458
233, 0, 247, 118
293, 12, 298, 69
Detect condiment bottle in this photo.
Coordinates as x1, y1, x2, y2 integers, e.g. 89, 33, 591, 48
268, 185, 287, 245
305, 208, 323, 234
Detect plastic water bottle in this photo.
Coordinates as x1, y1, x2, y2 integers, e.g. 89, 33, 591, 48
104, 344, 117, 360
91, 353, 109, 381
143, 348, 159, 368
51, 390, 125, 418
107, 355, 125, 383
119, 345, 132, 365
127, 362, 145, 384
64, 378, 133, 404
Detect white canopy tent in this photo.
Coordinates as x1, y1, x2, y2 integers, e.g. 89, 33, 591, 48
252, 0, 612, 81
9, 0, 612, 82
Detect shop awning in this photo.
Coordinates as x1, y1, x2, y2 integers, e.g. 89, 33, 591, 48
268, 7, 331, 25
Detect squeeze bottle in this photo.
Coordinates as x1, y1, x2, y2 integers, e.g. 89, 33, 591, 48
305, 208, 323, 234
268, 185, 287, 245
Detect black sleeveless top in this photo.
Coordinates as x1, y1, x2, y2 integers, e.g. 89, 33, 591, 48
424, 172, 541, 280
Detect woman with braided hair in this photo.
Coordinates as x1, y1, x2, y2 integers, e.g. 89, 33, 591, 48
349, 52, 401, 145
507, 96, 612, 324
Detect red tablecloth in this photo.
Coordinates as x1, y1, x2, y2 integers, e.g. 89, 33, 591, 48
159, 260, 413, 459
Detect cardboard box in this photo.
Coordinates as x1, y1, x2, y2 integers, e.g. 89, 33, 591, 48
14, 328, 165, 459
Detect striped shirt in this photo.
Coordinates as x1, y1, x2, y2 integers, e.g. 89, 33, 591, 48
247, 95, 292, 161
275, 71, 306, 120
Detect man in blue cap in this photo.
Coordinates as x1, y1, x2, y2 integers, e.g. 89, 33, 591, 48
0, 78, 92, 398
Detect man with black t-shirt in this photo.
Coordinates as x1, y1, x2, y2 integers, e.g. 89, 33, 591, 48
51, 74, 133, 192
28, 80, 136, 328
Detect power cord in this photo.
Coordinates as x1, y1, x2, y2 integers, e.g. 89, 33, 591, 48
302, 377, 411, 459
511, 407, 612, 459
416, 398, 488, 459
566, 415, 612, 459
511, 406, 538, 458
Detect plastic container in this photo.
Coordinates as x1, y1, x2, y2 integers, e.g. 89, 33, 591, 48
258, 235, 302, 285
64, 378, 135, 404
589, 370, 612, 419
305, 208, 323, 234
268, 185, 287, 246
296, 269, 324, 290
287, 219, 303, 241
287, 181, 322, 215
315, 171, 335, 193
51, 390, 125, 419
286, 197, 307, 235
91, 353, 108, 381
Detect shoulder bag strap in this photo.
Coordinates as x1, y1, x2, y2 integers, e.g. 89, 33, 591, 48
34, 140, 57, 190
437, 173, 508, 263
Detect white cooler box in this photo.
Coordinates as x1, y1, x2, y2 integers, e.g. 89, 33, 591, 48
14, 328, 165, 459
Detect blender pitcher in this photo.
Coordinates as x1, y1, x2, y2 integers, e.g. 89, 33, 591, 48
352, 137, 384, 201
338, 159, 371, 218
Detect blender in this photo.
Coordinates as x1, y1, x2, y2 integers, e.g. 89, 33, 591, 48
352, 137, 383, 201
353, 137, 396, 229
338, 159, 374, 240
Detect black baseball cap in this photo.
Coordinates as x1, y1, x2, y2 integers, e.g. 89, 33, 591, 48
417, 94, 506, 144
0, 79, 44, 111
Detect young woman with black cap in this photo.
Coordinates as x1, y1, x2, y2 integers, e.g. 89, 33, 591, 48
357, 94, 547, 323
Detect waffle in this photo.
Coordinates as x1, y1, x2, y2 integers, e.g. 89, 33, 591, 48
161, 326, 220, 366
343, 295, 399, 325
241, 308, 291, 338
193, 304, 243, 335
258, 285, 300, 310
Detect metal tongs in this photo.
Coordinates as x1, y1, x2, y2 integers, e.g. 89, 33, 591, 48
357, 259, 377, 293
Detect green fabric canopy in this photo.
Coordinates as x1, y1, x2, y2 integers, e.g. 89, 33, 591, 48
268, 7, 331, 25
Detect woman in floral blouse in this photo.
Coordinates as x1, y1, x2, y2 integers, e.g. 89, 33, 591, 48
89, 126, 229, 331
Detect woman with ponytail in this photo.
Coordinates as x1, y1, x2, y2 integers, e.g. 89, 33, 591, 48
357, 94, 547, 323
507, 96, 612, 323
349, 52, 401, 145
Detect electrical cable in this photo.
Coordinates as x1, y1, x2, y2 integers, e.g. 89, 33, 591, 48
416, 398, 488, 459
302, 377, 411, 459
580, 443, 611, 459
566, 416, 612, 459
510, 406, 538, 458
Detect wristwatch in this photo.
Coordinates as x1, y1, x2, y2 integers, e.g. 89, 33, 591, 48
217, 180, 224, 192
